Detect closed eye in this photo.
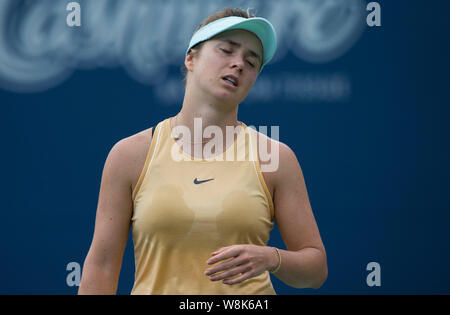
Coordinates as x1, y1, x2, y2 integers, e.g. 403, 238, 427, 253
220, 48, 257, 68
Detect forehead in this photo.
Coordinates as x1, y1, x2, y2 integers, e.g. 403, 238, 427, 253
211, 29, 263, 56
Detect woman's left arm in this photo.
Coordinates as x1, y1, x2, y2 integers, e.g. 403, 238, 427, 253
264, 142, 328, 289
205, 142, 327, 289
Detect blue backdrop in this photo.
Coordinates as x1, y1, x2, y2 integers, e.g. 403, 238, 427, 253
1, 0, 449, 294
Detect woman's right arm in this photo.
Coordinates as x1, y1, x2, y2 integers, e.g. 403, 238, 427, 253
78, 138, 137, 294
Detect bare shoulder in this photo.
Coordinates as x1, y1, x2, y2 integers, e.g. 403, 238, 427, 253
104, 127, 154, 192
251, 129, 300, 199
252, 128, 299, 175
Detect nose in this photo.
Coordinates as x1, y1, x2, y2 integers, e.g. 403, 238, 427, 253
230, 56, 244, 72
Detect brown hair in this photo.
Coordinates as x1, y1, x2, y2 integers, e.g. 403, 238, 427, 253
181, 7, 256, 87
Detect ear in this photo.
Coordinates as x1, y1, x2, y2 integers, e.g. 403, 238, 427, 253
185, 49, 195, 72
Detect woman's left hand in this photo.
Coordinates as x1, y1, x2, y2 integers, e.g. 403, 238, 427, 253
205, 244, 277, 285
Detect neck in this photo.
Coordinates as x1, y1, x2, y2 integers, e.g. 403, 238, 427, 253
173, 84, 242, 138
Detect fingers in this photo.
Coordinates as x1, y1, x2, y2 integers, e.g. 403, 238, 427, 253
208, 264, 250, 283
205, 258, 235, 276
206, 252, 248, 276
222, 272, 250, 285
210, 245, 232, 257
207, 246, 242, 265
205, 245, 256, 285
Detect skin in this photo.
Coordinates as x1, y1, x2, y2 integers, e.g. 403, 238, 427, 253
78, 28, 327, 294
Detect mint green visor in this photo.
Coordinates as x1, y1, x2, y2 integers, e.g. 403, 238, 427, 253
186, 16, 277, 72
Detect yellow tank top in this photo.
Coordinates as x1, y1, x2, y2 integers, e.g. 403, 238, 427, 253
130, 117, 276, 295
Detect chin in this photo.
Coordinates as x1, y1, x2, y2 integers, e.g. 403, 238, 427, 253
210, 91, 238, 104
215, 89, 248, 105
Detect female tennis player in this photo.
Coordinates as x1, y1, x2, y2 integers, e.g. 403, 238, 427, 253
78, 7, 327, 295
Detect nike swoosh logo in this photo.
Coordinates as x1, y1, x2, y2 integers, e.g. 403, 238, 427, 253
193, 178, 214, 185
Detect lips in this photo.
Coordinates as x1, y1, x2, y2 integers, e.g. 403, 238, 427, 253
222, 74, 239, 87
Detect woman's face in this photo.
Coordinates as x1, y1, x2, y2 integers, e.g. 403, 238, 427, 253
185, 29, 263, 106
